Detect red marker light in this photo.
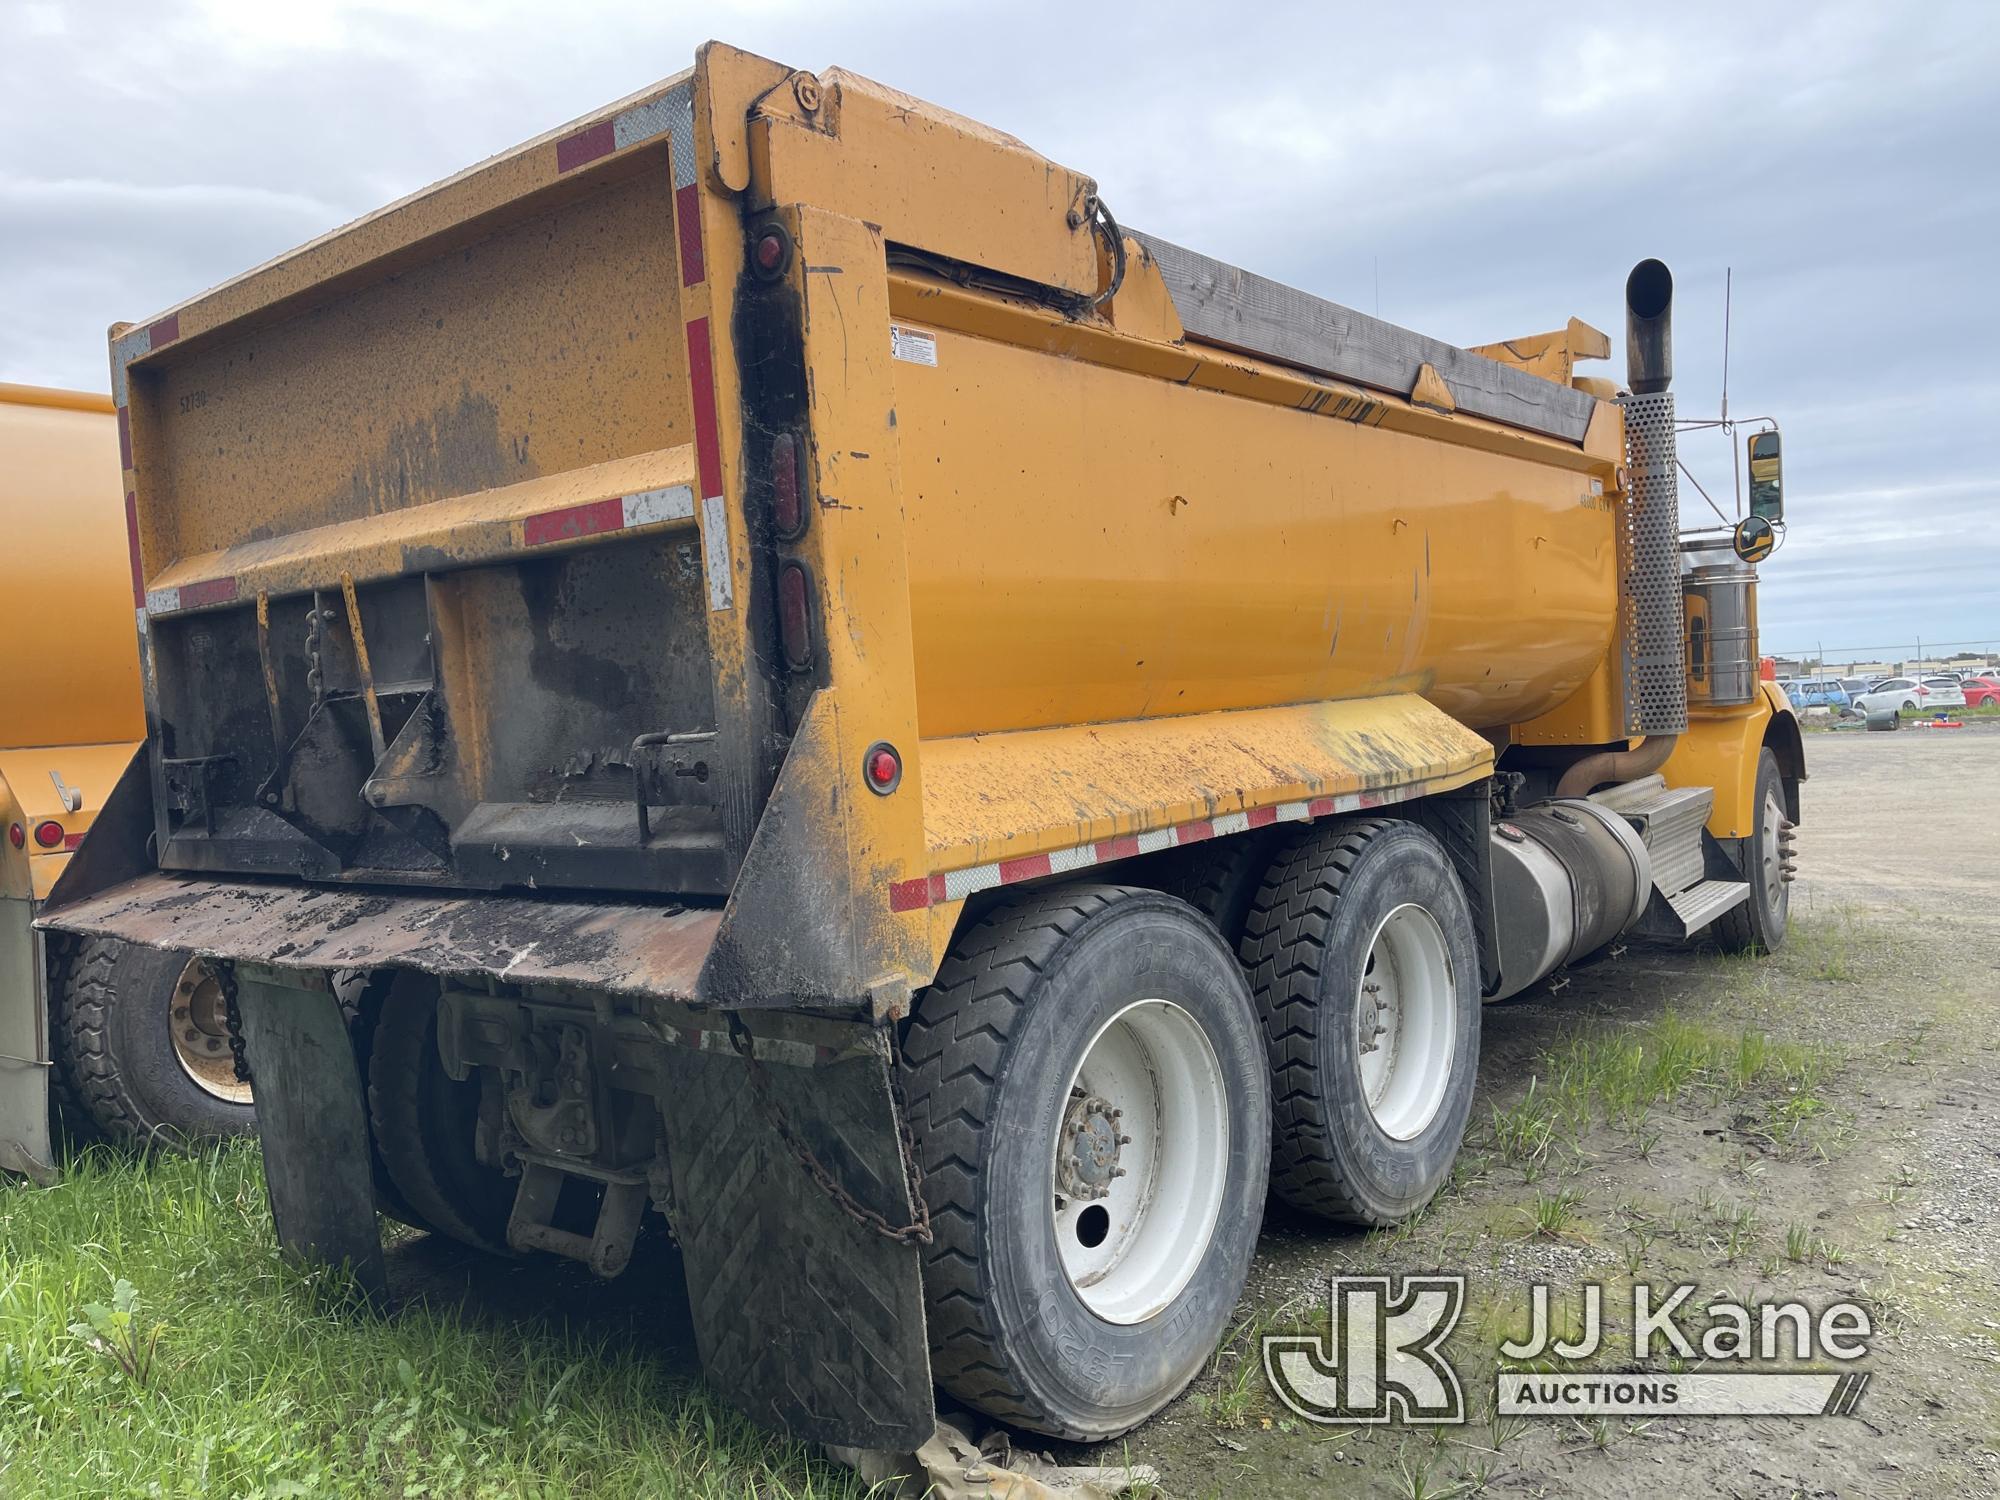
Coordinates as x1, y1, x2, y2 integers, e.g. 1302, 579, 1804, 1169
771, 431, 804, 538
864, 743, 902, 795
865, 744, 902, 795
7, 823, 22, 850
33, 820, 63, 849
777, 562, 814, 670
753, 227, 790, 277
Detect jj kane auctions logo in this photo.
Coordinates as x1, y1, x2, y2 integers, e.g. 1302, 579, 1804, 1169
1264, 1276, 1872, 1421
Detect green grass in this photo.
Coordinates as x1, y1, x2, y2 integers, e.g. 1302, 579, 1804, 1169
0, 1145, 870, 1500
1482, 1011, 1833, 1178
1897, 701, 1999, 719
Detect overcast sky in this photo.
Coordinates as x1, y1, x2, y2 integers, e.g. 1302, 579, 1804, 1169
4, 1, 1994, 663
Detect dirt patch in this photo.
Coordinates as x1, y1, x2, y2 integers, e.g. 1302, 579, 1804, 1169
1114, 728, 2000, 1497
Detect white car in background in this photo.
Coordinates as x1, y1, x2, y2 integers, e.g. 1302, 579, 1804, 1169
1851, 675, 1967, 714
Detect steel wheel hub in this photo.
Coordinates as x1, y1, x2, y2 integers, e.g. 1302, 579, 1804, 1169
1051, 999, 1227, 1325
1763, 787, 1797, 918
170, 958, 253, 1105
1057, 1094, 1126, 1199
1354, 903, 1456, 1141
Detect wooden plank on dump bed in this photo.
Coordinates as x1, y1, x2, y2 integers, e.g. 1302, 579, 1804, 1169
1132, 231, 1597, 443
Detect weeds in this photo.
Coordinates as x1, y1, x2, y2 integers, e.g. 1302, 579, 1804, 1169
1523, 1189, 1584, 1240
66, 1278, 160, 1388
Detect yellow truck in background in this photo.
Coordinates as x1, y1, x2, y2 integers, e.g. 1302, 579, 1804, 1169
1, 383, 254, 1175
43, 42, 1802, 1450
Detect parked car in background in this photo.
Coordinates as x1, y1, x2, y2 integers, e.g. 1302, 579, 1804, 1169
1839, 677, 1879, 699
1785, 677, 1852, 710
1961, 676, 2000, 708
1852, 676, 1967, 714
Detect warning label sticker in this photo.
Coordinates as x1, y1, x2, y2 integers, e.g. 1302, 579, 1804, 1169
890, 325, 939, 367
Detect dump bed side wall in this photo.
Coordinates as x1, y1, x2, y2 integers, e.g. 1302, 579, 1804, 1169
889, 317, 1615, 739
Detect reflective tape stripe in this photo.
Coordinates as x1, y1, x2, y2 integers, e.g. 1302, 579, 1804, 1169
554, 80, 696, 187
145, 575, 239, 617
521, 484, 695, 548
887, 781, 1433, 911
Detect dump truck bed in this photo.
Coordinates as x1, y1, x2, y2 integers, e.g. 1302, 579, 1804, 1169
74, 41, 1621, 1015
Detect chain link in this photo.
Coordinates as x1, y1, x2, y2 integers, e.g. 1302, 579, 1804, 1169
728, 1015, 933, 1248
217, 961, 252, 1084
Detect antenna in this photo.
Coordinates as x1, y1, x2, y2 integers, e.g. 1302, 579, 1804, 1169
1721, 267, 1732, 423
1723, 267, 1741, 517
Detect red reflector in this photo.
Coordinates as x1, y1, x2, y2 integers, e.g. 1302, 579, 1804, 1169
772, 432, 804, 538
33, 820, 63, 849
6, 823, 22, 850
778, 563, 814, 670
865, 743, 902, 795
754, 229, 788, 275
63, 832, 85, 851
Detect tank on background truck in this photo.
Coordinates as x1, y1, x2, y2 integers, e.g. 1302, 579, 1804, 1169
1, 383, 255, 1175
40, 42, 1803, 1449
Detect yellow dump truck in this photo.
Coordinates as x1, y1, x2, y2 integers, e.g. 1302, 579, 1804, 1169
1, 384, 258, 1171
43, 43, 1801, 1448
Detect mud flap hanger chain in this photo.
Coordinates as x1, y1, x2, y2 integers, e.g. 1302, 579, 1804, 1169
727, 1013, 934, 1248
218, 961, 251, 1085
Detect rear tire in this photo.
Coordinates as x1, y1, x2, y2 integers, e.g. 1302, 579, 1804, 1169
366, 970, 514, 1253
901, 885, 1270, 1440
1241, 819, 1480, 1225
1144, 828, 1287, 947
50, 937, 257, 1148
1712, 748, 1791, 955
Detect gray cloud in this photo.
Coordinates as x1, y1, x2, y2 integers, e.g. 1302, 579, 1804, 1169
3, 0, 1992, 658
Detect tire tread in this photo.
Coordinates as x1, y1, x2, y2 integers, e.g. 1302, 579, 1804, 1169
902, 885, 1129, 1438
49, 935, 146, 1144
1240, 818, 1414, 1224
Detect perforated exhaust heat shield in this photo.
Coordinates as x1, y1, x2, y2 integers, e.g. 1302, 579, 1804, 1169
1617, 390, 1689, 736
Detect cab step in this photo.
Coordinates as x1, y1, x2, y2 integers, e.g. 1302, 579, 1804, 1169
1590, 775, 1750, 937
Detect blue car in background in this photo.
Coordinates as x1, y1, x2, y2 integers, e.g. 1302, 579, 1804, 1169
1780, 677, 1854, 710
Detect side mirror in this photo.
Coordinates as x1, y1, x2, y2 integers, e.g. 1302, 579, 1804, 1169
1733, 514, 1775, 563
1747, 430, 1783, 522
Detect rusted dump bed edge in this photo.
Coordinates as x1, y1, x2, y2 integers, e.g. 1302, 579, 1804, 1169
43, 872, 718, 1003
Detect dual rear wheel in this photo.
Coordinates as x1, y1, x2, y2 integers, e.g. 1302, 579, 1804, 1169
902, 819, 1479, 1439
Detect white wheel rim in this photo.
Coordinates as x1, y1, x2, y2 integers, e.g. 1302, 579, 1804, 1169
1051, 999, 1227, 1325
1355, 903, 1455, 1141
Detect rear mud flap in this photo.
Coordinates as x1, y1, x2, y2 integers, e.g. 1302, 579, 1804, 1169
233, 966, 388, 1303
656, 1035, 935, 1450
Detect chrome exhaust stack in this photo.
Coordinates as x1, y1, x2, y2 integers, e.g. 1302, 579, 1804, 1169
1616, 259, 1689, 740
1625, 258, 1674, 395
